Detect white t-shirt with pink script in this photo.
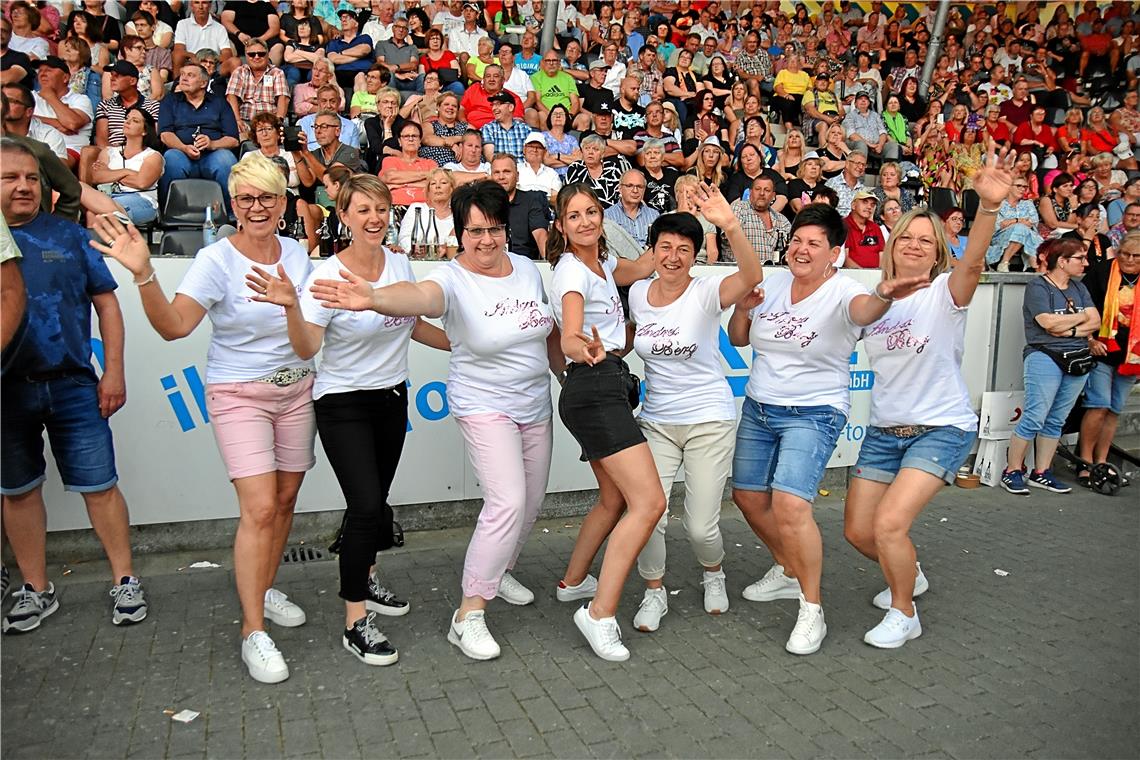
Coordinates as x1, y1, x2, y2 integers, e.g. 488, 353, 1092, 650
425, 253, 555, 423
630, 274, 737, 425
746, 268, 866, 415
550, 253, 626, 360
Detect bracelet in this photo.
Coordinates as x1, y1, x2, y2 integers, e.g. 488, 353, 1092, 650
978, 204, 1001, 215
873, 284, 893, 303
1070, 326, 1077, 337
134, 269, 157, 286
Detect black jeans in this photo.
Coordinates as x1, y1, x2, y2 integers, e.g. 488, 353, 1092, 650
315, 385, 408, 602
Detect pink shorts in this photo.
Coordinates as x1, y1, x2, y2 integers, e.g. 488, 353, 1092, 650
205, 375, 317, 480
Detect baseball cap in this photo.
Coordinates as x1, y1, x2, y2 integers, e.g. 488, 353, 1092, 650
33, 56, 69, 75
109, 60, 139, 78
463, 2, 481, 10
337, 8, 358, 21
489, 92, 515, 105
588, 59, 610, 71
595, 101, 612, 114
853, 190, 878, 203
524, 132, 546, 146
814, 71, 831, 81
855, 90, 871, 102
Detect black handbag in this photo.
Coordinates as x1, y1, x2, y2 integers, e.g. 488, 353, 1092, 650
625, 368, 642, 410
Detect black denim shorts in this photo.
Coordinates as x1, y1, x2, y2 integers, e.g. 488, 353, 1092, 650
558, 354, 646, 462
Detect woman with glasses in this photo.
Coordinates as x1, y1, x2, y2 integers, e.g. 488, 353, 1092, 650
379, 121, 435, 207
247, 174, 449, 667
249, 112, 315, 192
939, 206, 967, 260
306, 180, 563, 662
1001, 237, 1101, 496
1038, 172, 1079, 239
987, 177, 1043, 272
90, 153, 316, 685
844, 146, 1013, 649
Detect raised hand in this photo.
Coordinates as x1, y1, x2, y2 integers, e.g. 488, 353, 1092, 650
736, 286, 765, 311
309, 268, 376, 311
575, 325, 606, 366
972, 140, 1017, 210
246, 264, 298, 307
878, 274, 932, 301
89, 212, 152, 278
693, 181, 736, 229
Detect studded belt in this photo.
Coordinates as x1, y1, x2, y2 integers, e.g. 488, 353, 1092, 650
877, 425, 933, 438
254, 368, 312, 386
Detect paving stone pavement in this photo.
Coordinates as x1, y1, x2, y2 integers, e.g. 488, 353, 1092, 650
2, 485, 1137, 759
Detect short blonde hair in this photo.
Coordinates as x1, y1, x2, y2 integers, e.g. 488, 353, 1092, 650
426, 167, 455, 190
336, 174, 393, 214
228, 151, 286, 198
881, 208, 951, 279
377, 87, 401, 106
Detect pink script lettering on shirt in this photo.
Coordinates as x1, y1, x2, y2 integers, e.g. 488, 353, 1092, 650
755, 311, 819, 348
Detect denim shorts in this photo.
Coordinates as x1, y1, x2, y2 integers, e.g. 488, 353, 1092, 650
558, 355, 645, 462
732, 397, 846, 504
853, 425, 977, 485
1084, 362, 1137, 415
1, 372, 118, 495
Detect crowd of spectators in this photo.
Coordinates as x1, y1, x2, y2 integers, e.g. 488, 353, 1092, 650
2, 0, 1139, 268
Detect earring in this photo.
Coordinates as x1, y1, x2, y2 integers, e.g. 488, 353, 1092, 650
345, 226, 353, 242
278, 217, 287, 231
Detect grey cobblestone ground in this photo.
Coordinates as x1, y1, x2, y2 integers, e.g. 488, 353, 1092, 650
2, 485, 1137, 759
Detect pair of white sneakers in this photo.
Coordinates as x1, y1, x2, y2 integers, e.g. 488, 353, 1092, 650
447, 572, 535, 661
741, 563, 927, 653
242, 587, 307, 684
631, 569, 731, 633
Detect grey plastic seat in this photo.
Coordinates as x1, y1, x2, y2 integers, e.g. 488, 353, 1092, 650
161, 179, 225, 228
158, 229, 209, 257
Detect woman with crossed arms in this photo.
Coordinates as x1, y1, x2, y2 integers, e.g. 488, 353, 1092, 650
727, 203, 928, 656
627, 188, 763, 634
92, 154, 314, 684
248, 174, 451, 667
844, 144, 1015, 649
547, 183, 658, 662
306, 180, 564, 661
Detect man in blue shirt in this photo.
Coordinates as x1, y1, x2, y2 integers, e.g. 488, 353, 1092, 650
0, 138, 148, 634
157, 62, 239, 210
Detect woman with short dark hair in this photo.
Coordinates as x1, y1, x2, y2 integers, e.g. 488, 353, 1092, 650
307, 180, 564, 662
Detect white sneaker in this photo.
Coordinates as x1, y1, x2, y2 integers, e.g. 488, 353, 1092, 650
574, 604, 629, 661
864, 606, 922, 649
702, 570, 729, 615
632, 587, 668, 632
742, 564, 801, 602
872, 563, 929, 610
785, 594, 827, 655
996, 261, 1010, 273
556, 574, 598, 602
242, 630, 290, 683
496, 572, 535, 606
264, 587, 306, 627
447, 610, 501, 660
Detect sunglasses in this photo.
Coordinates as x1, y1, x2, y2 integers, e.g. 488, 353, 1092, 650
247, 51, 267, 58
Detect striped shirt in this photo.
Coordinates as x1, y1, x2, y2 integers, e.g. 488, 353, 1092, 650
604, 202, 659, 248
94, 94, 161, 147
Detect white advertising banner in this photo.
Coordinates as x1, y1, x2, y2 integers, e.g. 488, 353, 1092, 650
37, 262, 994, 531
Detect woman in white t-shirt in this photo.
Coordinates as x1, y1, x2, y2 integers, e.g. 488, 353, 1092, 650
306, 180, 562, 662
547, 183, 658, 662
726, 203, 928, 657
845, 147, 1015, 649
626, 186, 763, 634
91, 154, 316, 686
249, 175, 449, 668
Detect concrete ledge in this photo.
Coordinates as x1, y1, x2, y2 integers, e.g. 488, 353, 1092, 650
41, 468, 856, 562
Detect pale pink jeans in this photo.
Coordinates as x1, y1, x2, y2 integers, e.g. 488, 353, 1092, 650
455, 413, 554, 599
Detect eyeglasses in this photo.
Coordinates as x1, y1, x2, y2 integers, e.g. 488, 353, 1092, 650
254, 125, 276, 133
315, 122, 340, 130
400, 133, 421, 140
1116, 251, 1140, 261
620, 183, 646, 190
895, 232, 938, 250
1063, 255, 1088, 262
464, 224, 508, 238
246, 51, 267, 58
233, 193, 280, 209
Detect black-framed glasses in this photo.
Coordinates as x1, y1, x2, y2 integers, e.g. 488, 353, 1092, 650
233, 193, 280, 209
247, 51, 267, 58
400, 133, 421, 140
314, 122, 340, 130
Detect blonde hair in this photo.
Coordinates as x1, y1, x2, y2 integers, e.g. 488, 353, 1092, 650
228, 151, 287, 198
881, 208, 951, 279
336, 174, 393, 214
1121, 230, 1140, 256
377, 87, 401, 106
673, 174, 702, 198
426, 167, 455, 191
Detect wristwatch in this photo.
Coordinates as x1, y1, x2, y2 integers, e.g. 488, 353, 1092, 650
1070, 327, 1077, 337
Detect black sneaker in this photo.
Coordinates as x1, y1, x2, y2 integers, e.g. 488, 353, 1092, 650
366, 573, 410, 617
110, 576, 148, 625
2, 583, 59, 634
342, 612, 399, 666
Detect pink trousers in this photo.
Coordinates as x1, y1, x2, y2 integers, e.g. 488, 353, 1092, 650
455, 413, 553, 600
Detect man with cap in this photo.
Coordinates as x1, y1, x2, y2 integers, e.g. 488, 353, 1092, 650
173, 0, 235, 77
481, 91, 530, 162
326, 9, 375, 92
842, 90, 897, 161
730, 173, 791, 264
573, 59, 616, 132
800, 70, 843, 147
603, 168, 659, 248
517, 132, 562, 202
580, 102, 637, 158
460, 64, 523, 130
224, 38, 289, 141
83, 60, 162, 185
31, 57, 93, 169
842, 189, 885, 269
448, 2, 488, 71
